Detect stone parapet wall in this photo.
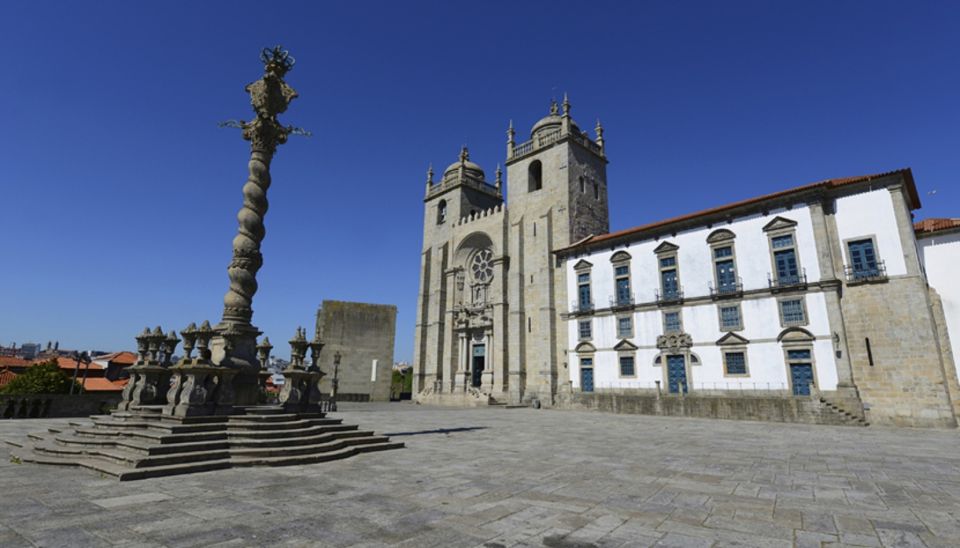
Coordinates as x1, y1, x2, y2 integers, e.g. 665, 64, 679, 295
560, 391, 854, 426
1, 393, 121, 419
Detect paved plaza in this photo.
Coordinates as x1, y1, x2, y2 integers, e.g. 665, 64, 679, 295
1, 404, 959, 547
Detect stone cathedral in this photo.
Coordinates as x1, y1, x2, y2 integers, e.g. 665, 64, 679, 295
413, 98, 606, 405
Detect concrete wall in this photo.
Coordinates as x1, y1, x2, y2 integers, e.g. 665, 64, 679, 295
316, 300, 396, 402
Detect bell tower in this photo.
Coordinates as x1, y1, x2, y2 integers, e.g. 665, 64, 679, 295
504, 96, 609, 404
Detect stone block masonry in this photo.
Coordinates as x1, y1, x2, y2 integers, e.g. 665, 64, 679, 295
315, 300, 397, 402
842, 276, 957, 427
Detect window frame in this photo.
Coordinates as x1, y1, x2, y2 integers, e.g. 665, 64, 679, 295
717, 303, 743, 332
658, 253, 681, 301
707, 230, 740, 297
618, 353, 637, 378
778, 296, 808, 327
722, 349, 750, 377
842, 235, 884, 281
578, 319, 593, 341
662, 309, 683, 334
765, 224, 804, 288
616, 314, 634, 339
611, 252, 633, 307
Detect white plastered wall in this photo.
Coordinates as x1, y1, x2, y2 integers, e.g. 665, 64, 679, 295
566, 202, 839, 392
919, 231, 960, 376
833, 190, 907, 276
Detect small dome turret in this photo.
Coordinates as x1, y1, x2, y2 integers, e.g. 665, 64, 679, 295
530, 97, 579, 138
443, 146, 485, 181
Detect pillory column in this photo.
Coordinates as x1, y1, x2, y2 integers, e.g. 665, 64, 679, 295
212, 46, 302, 404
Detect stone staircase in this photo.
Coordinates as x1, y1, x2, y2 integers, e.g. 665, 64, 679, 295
818, 396, 870, 427
5, 405, 403, 481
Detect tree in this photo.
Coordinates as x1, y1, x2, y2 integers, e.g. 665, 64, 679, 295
1, 360, 83, 395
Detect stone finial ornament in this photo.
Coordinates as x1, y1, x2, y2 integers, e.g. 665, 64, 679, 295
426, 163, 434, 187
180, 323, 198, 361
495, 164, 502, 195
562, 92, 570, 116
549, 98, 559, 115
595, 118, 604, 153
163, 330, 181, 366
256, 336, 273, 370
135, 327, 151, 365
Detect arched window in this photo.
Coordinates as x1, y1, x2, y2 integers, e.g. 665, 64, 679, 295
437, 200, 447, 224
528, 160, 543, 192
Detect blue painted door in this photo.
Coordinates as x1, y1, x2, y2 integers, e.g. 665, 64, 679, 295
661, 270, 678, 298
848, 239, 878, 278
580, 367, 594, 392
791, 364, 814, 396
667, 355, 687, 393
716, 260, 736, 291
775, 249, 799, 284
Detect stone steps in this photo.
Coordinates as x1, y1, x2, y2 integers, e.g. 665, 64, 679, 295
819, 397, 869, 426
13, 406, 403, 480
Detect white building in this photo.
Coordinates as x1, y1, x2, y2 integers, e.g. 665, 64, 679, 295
558, 169, 960, 428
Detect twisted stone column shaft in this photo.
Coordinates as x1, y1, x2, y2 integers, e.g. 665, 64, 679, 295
222, 149, 273, 325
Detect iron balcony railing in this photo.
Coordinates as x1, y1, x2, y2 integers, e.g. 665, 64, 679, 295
570, 300, 595, 314
709, 277, 743, 299
655, 288, 684, 305
844, 260, 887, 283
768, 269, 807, 291
609, 294, 635, 309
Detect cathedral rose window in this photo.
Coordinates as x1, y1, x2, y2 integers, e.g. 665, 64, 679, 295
471, 249, 494, 283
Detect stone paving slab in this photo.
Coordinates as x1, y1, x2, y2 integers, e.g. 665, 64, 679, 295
1, 403, 959, 547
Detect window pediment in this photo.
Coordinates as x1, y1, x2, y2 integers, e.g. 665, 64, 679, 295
613, 339, 638, 351
574, 341, 597, 353
763, 216, 798, 232
716, 332, 750, 346
777, 327, 815, 343
706, 228, 736, 243
653, 241, 679, 254
573, 259, 594, 271
610, 250, 632, 264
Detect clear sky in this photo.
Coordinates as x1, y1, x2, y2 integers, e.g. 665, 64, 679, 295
1, 1, 957, 361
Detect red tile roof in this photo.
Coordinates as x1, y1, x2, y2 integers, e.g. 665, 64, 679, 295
92, 351, 138, 366
0, 367, 17, 387
35, 356, 106, 371
915, 218, 960, 235
79, 377, 128, 392
559, 169, 918, 255
0, 356, 31, 368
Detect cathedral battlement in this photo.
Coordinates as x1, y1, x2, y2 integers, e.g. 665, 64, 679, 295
455, 204, 504, 227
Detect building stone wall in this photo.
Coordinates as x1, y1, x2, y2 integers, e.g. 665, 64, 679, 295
315, 300, 396, 402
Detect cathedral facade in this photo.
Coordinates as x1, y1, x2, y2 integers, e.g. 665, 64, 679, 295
413, 98, 606, 405
413, 100, 960, 427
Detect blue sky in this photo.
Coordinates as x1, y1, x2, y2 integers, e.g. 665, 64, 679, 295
1, 1, 957, 361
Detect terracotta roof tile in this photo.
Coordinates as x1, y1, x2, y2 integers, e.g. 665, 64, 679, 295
0, 367, 17, 387
915, 218, 960, 235
35, 356, 106, 371
79, 377, 127, 392
92, 351, 138, 366
559, 169, 917, 254
0, 356, 31, 368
